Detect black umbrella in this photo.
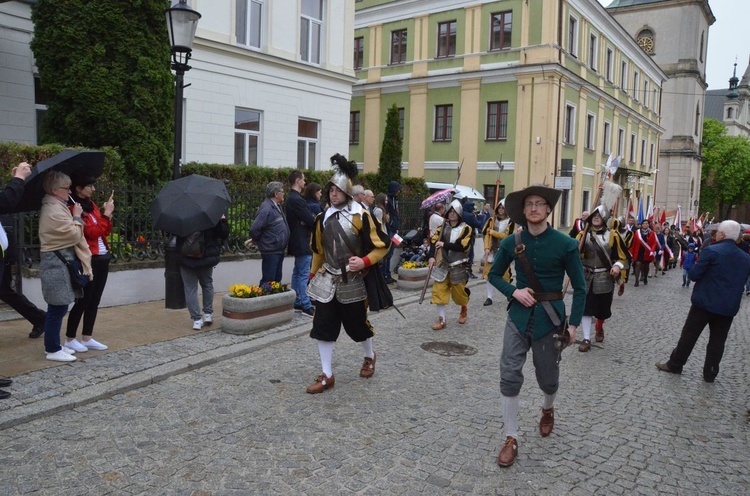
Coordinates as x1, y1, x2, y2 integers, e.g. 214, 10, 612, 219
150, 174, 231, 237
13, 149, 106, 212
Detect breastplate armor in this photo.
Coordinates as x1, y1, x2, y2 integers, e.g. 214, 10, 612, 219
322, 212, 362, 275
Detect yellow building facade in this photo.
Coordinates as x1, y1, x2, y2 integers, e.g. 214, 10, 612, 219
350, 0, 666, 227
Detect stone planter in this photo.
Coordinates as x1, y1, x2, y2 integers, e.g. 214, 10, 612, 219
397, 266, 431, 290
221, 289, 296, 335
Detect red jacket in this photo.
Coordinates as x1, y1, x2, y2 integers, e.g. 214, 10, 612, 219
69, 201, 112, 255
629, 228, 659, 262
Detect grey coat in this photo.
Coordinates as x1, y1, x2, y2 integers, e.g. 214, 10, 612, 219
40, 247, 81, 305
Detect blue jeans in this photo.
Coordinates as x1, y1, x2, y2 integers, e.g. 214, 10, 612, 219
745, 275, 750, 293
292, 254, 313, 310
44, 303, 69, 354
260, 253, 285, 285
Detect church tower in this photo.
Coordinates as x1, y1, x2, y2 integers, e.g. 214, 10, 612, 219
722, 60, 750, 137
607, 0, 715, 219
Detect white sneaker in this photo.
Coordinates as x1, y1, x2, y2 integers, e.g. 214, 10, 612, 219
82, 338, 108, 351
47, 350, 77, 362
192, 320, 203, 330
61, 346, 76, 355
65, 339, 88, 353
203, 313, 213, 325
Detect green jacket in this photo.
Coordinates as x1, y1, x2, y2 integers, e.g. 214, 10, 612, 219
488, 226, 586, 340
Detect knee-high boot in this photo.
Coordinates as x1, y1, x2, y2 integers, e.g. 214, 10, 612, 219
634, 262, 641, 287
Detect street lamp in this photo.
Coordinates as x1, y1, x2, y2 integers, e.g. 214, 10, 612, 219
164, 0, 201, 309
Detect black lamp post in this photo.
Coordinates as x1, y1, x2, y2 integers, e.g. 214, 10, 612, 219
164, 0, 201, 309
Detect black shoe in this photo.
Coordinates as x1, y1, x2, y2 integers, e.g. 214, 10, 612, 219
468, 272, 478, 279
301, 307, 315, 317
483, 298, 493, 306
384, 277, 396, 284
0, 389, 9, 400
0, 377, 12, 388
703, 376, 715, 383
655, 362, 681, 374
29, 325, 44, 339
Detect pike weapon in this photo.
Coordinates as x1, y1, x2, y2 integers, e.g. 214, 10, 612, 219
483, 157, 504, 279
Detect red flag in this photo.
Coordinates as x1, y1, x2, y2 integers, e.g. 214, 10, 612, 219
627, 198, 635, 219
659, 209, 666, 226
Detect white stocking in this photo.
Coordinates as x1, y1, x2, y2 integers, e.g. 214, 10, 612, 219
543, 392, 556, 410
486, 281, 494, 300
317, 340, 334, 378
501, 394, 519, 439
361, 337, 374, 359
437, 304, 447, 320
581, 315, 593, 341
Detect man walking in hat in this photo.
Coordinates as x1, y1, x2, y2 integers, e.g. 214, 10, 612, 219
575, 206, 630, 350
488, 185, 586, 467
305, 154, 391, 394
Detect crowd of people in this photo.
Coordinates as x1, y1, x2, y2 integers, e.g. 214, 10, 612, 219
2, 158, 750, 473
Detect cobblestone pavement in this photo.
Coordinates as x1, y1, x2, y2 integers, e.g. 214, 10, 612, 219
0, 268, 748, 495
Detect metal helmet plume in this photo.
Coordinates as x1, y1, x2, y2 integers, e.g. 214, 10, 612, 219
328, 153, 358, 197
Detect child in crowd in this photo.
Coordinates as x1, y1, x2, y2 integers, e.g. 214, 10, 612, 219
410, 237, 430, 262
680, 243, 698, 287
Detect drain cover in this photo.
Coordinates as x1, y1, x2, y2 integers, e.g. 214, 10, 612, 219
421, 341, 478, 356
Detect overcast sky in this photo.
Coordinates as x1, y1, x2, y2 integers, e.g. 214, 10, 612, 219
597, 0, 747, 90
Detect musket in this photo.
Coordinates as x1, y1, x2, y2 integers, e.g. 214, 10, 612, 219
420, 159, 463, 304
483, 157, 503, 279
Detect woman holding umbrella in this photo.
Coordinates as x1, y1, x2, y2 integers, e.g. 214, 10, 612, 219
63, 174, 114, 353
38, 171, 92, 362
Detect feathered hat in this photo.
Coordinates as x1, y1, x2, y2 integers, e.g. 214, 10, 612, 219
327, 153, 358, 198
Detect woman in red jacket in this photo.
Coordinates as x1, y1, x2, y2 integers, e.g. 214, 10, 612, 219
629, 220, 659, 287
64, 175, 114, 352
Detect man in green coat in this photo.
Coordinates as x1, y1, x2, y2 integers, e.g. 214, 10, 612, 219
488, 185, 586, 468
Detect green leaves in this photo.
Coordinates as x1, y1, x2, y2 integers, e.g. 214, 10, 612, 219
700, 119, 750, 218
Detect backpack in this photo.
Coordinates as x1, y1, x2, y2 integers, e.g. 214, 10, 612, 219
181, 231, 205, 259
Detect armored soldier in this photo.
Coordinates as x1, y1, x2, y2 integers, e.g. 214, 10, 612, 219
305, 154, 391, 394
481, 199, 515, 306
575, 206, 630, 350
428, 200, 473, 330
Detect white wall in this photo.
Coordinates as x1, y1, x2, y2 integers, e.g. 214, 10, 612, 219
0, 2, 36, 145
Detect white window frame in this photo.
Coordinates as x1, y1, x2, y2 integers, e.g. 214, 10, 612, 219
589, 31, 598, 72
568, 14, 579, 57
297, 118, 319, 170
620, 60, 628, 92
630, 133, 637, 163
234, 108, 262, 166
617, 127, 625, 158
603, 121, 612, 155
563, 102, 576, 145
236, 0, 263, 49
300, 0, 323, 64
585, 112, 596, 150
633, 71, 640, 101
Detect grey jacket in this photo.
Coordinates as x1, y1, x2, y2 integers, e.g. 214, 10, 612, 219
249, 198, 290, 255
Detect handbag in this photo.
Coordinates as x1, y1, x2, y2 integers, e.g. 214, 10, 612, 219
54, 251, 90, 290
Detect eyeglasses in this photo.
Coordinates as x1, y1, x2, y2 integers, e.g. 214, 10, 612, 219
523, 201, 547, 209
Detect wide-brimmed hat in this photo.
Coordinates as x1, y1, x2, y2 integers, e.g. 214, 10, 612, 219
504, 184, 562, 226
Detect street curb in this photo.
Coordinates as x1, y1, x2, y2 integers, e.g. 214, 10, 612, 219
0, 279, 482, 430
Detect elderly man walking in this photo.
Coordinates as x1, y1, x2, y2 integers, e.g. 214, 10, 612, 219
656, 220, 750, 383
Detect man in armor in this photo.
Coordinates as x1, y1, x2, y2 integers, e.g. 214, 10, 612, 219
305, 154, 391, 394
428, 200, 473, 330
575, 206, 630, 351
481, 199, 515, 306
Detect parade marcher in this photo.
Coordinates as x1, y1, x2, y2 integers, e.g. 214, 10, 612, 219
575, 206, 630, 350
629, 220, 659, 286
568, 210, 589, 238
461, 200, 485, 279
428, 200, 473, 330
488, 185, 585, 468
680, 243, 698, 287
305, 154, 391, 394
655, 224, 673, 275
656, 221, 750, 383
481, 199, 515, 306
666, 226, 679, 269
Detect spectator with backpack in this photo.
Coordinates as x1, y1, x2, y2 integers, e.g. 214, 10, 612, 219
177, 215, 229, 330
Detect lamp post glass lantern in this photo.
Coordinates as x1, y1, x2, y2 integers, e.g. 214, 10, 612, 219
164, 0, 201, 310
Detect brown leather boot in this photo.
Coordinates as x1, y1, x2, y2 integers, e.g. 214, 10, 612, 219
497, 436, 518, 467
432, 317, 446, 330
458, 305, 468, 324
578, 339, 591, 352
595, 319, 605, 342
306, 373, 335, 394
360, 353, 376, 378
539, 407, 554, 437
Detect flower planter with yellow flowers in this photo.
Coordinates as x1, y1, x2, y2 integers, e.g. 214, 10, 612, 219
221, 283, 296, 335
396, 262, 431, 290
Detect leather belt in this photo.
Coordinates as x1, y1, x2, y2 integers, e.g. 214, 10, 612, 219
584, 267, 609, 273
534, 292, 564, 302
